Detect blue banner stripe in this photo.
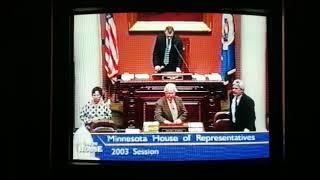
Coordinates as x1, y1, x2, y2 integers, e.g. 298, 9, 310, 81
94, 144, 269, 161
81, 132, 270, 161
92, 132, 269, 144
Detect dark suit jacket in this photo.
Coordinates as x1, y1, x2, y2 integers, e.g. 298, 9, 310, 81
230, 93, 256, 131
152, 34, 183, 72
154, 96, 188, 123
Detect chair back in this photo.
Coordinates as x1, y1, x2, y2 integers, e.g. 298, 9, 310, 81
212, 111, 233, 131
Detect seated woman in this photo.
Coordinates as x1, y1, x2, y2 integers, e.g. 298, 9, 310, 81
80, 86, 113, 131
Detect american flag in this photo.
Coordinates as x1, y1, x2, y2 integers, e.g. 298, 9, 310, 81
102, 13, 119, 83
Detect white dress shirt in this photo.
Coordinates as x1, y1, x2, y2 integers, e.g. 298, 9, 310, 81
231, 95, 242, 123
167, 99, 178, 121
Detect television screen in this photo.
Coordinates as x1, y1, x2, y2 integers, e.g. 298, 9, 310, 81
51, 0, 283, 172
70, 12, 274, 162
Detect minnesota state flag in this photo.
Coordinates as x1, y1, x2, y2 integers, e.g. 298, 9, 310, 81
221, 14, 236, 83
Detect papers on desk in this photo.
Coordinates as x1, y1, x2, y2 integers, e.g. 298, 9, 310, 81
143, 121, 159, 133
188, 122, 204, 132
121, 73, 221, 81
192, 73, 206, 81
135, 74, 150, 80
125, 128, 141, 134
188, 122, 204, 128
192, 73, 222, 81
121, 73, 150, 81
121, 73, 134, 81
206, 73, 222, 81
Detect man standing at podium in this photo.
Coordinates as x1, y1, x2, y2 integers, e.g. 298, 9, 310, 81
153, 26, 184, 73
154, 83, 188, 124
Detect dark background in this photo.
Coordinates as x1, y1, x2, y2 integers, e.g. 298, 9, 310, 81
6, 0, 314, 178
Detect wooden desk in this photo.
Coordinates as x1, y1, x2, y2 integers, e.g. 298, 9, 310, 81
116, 79, 227, 131
159, 123, 189, 132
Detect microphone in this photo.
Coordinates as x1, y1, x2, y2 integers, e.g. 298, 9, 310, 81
173, 44, 190, 72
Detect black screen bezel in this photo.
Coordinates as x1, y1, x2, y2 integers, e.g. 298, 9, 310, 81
51, 0, 284, 175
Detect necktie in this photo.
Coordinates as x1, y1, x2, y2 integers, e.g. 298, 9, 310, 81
235, 96, 238, 107
163, 38, 171, 65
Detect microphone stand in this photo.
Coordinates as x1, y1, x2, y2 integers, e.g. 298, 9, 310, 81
174, 44, 190, 72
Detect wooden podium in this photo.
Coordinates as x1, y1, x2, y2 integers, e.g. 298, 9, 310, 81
116, 78, 227, 131
159, 123, 189, 132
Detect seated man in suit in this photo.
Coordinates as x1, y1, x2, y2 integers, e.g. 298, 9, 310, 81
153, 26, 184, 73
154, 83, 188, 124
